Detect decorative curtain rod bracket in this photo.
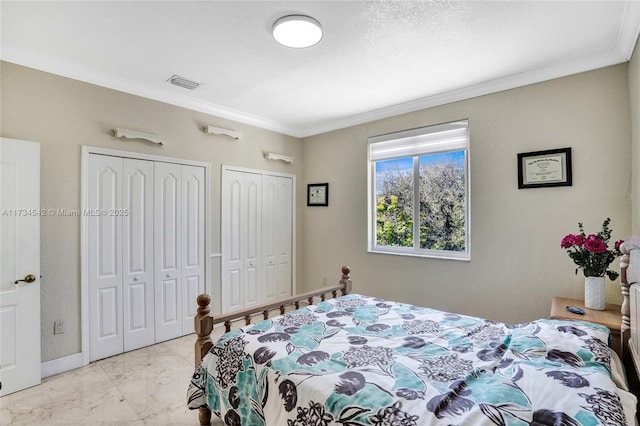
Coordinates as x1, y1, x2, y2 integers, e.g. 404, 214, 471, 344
264, 152, 294, 164
203, 125, 242, 140
113, 128, 164, 145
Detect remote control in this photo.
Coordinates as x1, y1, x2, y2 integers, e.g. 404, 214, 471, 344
565, 305, 585, 315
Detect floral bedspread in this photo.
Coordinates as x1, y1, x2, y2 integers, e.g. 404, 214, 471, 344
187, 294, 628, 425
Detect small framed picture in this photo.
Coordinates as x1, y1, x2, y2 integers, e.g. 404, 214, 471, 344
517, 147, 572, 189
307, 183, 329, 206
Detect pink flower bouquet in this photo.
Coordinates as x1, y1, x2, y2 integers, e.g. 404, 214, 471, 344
560, 218, 623, 280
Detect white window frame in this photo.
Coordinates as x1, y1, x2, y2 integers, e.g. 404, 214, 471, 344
367, 120, 471, 261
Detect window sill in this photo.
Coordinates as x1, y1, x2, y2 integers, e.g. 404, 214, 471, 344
367, 248, 470, 262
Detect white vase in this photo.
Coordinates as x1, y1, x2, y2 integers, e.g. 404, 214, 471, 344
584, 276, 606, 310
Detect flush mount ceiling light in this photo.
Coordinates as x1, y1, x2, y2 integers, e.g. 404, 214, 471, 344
272, 15, 323, 48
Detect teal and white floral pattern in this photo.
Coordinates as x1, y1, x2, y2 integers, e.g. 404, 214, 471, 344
188, 294, 627, 425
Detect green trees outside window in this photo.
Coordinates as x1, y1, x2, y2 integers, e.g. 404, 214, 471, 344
375, 151, 466, 253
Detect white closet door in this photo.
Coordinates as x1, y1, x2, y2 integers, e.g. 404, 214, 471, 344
122, 158, 154, 351
181, 165, 205, 335
222, 171, 243, 313
88, 154, 123, 361
261, 175, 277, 303
276, 177, 293, 299
243, 172, 262, 308
222, 168, 294, 314
154, 162, 182, 342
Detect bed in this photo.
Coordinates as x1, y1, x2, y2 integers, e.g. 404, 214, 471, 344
188, 258, 639, 425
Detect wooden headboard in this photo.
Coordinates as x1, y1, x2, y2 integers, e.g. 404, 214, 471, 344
619, 237, 640, 374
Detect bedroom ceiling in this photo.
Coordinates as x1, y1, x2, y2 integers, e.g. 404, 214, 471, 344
2, 1, 640, 138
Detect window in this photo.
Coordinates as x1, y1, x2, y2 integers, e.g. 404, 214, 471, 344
368, 120, 470, 260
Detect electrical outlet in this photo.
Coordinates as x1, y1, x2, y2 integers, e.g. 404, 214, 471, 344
323, 277, 328, 286
53, 320, 65, 335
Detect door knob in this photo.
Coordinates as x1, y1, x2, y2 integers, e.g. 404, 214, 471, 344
14, 274, 37, 284
133, 277, 139, 281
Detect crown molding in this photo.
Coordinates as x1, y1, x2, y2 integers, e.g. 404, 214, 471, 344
298, 47, 632, 138
3, 21, 639, 141
0, 44, 300, 137
617, 0, 640, 60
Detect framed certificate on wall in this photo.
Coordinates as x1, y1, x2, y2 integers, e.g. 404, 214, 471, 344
307, 183, 329, 206
517, 147, 572, 189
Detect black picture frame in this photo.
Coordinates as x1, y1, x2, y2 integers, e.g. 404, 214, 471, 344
517, 147, 572, 189
307, 183, 329, 206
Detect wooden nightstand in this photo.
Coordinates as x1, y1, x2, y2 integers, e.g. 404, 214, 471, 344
550, 297, 622, 358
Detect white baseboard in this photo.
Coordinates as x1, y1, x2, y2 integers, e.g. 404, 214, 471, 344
41, 352, 84, 378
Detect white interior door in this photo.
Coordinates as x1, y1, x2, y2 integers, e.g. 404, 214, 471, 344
88, 154, 123, 361
85, 152, 207, 359
122, 159, 154, 352
181, 165, 205, 335
222, 171, 243, 313
221, 168, 294, 314
276, 177, 293, 299
262, 175, 278, 303
154, 162, 182, 342
0, 138, 41, 396
243, 172, 262, 308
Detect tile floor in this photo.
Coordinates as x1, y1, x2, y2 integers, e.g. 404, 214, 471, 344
1, 333, 225, 425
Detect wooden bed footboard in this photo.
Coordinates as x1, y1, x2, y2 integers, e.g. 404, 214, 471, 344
193, 266, 351, 425
194, 265, 352, 367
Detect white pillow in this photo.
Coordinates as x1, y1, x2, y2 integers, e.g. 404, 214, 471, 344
609, 349, 629, 391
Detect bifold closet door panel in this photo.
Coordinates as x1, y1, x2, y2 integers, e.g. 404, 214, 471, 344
261, 175, 277, 304
242, 172, 262, 309
154, 162, 182, 343
262, 175, 293, 302
88, 154, 124, 362
276, 177, 293, 299
221, 171, 243, 313
180, 165, 205, 336
122, 158, 155, 352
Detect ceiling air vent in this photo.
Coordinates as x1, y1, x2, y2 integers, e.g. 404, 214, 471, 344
167, 75, 201, 90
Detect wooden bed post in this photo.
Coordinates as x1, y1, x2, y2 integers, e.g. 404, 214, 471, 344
194, 294, 213, 425
620, 253, 631, 362
194, 294, 214, 367
340, 265, 352, 295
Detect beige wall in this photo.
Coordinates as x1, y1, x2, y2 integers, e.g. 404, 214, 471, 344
1, 59, 635, 364
630, 38, 640, 234
301, 64, 632, 324
1, 62, 304, 362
